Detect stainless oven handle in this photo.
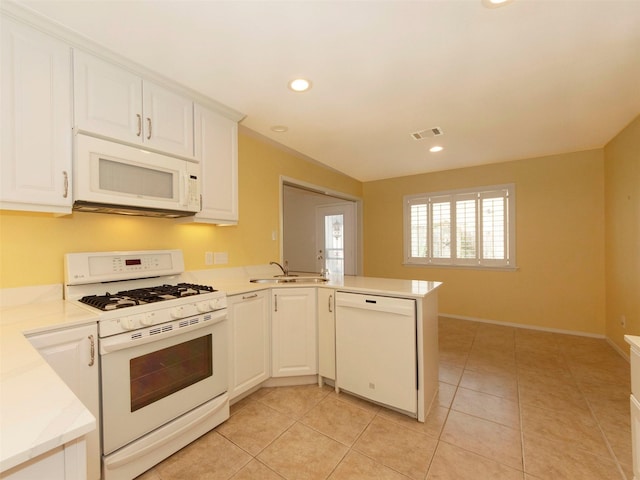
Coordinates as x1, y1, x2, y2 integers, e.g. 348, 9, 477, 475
100, 309, 227, 355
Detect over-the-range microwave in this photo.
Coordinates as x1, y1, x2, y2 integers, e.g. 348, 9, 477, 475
73, 134, 201, 217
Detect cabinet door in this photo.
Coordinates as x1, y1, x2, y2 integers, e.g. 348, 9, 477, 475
27, 324, 100, 480
228, 291, 270, 399
271, 288, 317, 377
1, 18, 72, 213
188, 104, 238, 223
74, 50, 143, 144
317, 288, 336, 381
142, 81, 194, 158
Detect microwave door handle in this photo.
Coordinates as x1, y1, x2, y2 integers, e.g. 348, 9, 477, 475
182, 171, 189, 207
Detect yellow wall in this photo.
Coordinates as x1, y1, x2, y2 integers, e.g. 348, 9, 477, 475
604, 115, 640, 352
1, 120, 634, 344
0, 132, 362, 288
362, 149, 607, 335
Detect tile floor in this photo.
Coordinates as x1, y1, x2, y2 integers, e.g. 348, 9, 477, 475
136, 317, 633, 480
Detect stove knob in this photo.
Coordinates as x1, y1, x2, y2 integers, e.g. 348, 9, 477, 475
196, 301, 210, 313
170, 306, 184, 319
120, 317, 135, 330
140, 312, 156, 326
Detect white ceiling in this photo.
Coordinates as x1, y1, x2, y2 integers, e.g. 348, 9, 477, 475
15, 0, 640, 182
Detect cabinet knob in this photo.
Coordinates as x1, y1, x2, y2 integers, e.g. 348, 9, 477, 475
136, 114, 142, 137
146, 117, 152, 139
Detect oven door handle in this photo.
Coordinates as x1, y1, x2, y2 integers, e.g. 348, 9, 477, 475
100, 310, 227, 355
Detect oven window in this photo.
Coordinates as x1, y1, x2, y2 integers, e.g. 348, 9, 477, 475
130, 334, 212, 412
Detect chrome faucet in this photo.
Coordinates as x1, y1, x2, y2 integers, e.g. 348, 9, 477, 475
270, 260, 289, 276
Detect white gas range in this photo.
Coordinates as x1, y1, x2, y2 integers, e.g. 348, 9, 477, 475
65, 249, 229, 480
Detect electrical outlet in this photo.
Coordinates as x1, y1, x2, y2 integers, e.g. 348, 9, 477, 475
205, 252, 213, 265
620, 315, 627, 329
214, 252, 228, 265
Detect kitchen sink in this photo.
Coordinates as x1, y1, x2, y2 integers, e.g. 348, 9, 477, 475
250, 276, 329, 284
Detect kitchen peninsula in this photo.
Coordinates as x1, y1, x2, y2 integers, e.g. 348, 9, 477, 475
0, 271, 441, 479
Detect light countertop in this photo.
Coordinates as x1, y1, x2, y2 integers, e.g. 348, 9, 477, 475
184, 271, 442, 299
0, 299, 98, 473
626, 335, 640, 350
0, 272, 441, 473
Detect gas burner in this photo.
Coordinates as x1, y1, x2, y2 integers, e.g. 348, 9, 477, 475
79, 295, 138, 311
79, 283, 217, 311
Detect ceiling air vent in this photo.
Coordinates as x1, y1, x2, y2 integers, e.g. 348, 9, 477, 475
411, 127, 443, 140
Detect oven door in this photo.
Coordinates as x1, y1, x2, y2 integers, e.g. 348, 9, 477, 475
100, 310, 227, 455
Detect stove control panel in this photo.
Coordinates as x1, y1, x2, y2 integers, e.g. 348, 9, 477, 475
97, 294, 227, 337
65, 249, 184, 285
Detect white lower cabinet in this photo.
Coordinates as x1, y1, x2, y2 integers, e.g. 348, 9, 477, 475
271, 288, 317, 378
0, 438, 86, 480
317, 287, 336, 382
228, 290, 270, 399
631, 394, 640, 480
27, 324, 100, 480
627, 336, 640, 480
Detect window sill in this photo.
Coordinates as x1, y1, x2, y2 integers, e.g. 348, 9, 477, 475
402, 263, 519, 272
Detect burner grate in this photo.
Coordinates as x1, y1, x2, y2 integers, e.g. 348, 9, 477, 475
79, 283, 217, 311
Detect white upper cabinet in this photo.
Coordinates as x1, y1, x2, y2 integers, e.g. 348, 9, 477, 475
177, 104, 238, 224
73, 51, 195, 159
73, 51, 142, 143
1, 17, 73, 213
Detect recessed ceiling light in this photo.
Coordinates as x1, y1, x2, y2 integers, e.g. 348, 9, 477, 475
288, 78, 312, 92
429, 146, 444, 153
481, 0, 514, 8
271, 125, 288, 133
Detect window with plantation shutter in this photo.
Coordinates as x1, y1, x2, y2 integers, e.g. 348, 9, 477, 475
403, 184, 515, 269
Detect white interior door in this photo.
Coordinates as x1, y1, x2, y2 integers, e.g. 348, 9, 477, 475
315, 203, 356, 275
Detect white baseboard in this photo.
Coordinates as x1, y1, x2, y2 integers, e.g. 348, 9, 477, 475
439, 313, 631, 362
606, 337, 630, 362
439, 312, 605, 338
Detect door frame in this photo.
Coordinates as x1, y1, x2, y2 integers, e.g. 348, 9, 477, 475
279, 175, 363, 276
315, 202, 356, 275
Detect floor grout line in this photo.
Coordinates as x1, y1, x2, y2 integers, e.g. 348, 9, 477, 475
139, 319, 633, 480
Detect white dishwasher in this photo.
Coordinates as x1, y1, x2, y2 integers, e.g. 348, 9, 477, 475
335, 291, 417, 415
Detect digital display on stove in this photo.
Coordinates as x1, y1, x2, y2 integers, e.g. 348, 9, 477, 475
125, 259, 142, 266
